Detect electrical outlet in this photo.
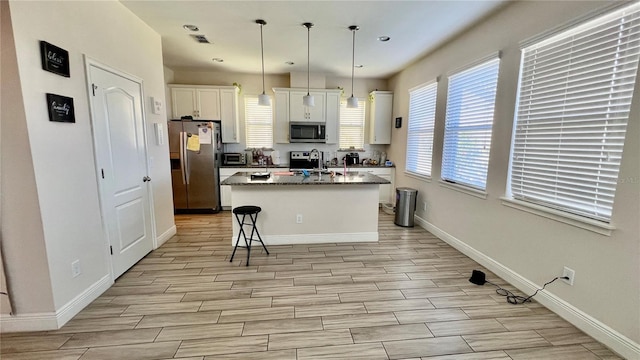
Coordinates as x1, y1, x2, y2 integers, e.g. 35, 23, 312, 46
422, 202, 427, 211
71, 260, 81, 278
296, 214, 303, 224
562, 266, 575, 286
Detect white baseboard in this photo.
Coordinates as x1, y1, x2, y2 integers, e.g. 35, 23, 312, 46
414, 215, 640, 360
0, 312, 58, 332
0, 274, 112, 333
156, 225, 177, 248
230, 232, 379, 246
55, 274, 112, 328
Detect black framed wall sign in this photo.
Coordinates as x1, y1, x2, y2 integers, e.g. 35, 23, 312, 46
395, 117, 402, 128
40, 41, 70, 77
46, 93, 75, 123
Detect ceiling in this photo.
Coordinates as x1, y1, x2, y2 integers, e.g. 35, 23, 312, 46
120, 1, 509, 79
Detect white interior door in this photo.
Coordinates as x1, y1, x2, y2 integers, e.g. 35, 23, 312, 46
88, 62, 153, 279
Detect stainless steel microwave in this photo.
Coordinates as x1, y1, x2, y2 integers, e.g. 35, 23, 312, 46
290, 122, 326, 143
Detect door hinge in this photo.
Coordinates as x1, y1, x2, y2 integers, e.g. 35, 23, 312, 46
110, 246, 113, 255
101, 169, 104, 179
92, 84, 97, 96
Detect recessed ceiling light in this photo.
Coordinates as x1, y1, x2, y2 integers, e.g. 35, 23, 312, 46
285, 61, 295, 65
183, 24, 199, 32
377, 36, 391, 42
212, 58, 224, 63
355, 64, 364, 68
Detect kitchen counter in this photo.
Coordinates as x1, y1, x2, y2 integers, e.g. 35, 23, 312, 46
221, 171, 390, 186
220, 164, 395, 169
224, 172, 383, 245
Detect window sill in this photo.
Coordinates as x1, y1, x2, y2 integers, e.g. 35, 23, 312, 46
405, 172, 432, 183
438, 180, 487, 199
500, 197, 615, 236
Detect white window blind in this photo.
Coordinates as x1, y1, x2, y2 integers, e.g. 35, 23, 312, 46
244, 96, 273, 148
442, 57, 500, 190
509, 3, 640, 222
406, 81, 438, 177
339, 99, 366, 149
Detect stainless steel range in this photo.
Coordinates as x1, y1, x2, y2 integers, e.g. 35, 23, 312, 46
289, 150, 323, 170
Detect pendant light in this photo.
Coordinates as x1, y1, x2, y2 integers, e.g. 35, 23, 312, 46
347, 25, 359, 108
302, 22, 315, 107
256, 19, 270, 106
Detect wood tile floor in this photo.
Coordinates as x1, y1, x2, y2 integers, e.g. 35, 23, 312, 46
0, 211, 623, 359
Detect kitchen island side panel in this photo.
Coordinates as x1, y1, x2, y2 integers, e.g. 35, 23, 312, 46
230, 185, 379, 245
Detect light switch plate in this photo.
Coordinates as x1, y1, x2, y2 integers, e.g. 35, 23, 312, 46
154, 123, 164, 145
151, 96, 163, 115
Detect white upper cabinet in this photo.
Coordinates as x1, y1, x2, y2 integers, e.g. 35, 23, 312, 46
273, 90, 290, 144
273, 88, 341, 144
169, 85, 239, 143
171, 88, 198, 119
289, 90, 326, 122
324, 91, 340, 144
219, 87, 239, 143
197, 88, 221, 120
369, 91, 393, 144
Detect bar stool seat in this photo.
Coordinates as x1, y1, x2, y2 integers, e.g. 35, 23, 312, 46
230, 205, 269, 266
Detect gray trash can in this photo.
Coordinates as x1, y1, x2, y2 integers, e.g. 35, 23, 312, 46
394, 187, 418, 227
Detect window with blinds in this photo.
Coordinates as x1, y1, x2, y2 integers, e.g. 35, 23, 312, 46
339, 99, 366, 149
244, 95, 273, 149
442, 56, 501, 190
508, 3, 640, 222
406, 81, 438, 177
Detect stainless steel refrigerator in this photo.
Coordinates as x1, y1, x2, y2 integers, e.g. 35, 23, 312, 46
168, 120, 222, 212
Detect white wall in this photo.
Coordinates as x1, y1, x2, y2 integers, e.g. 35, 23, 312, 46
387, 0, 639, 355
0, 0, 54, 315
4, 0, 173, 325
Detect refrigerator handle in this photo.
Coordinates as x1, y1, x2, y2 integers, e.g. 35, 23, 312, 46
183, 132, 191, 185
180, 131, 187, 185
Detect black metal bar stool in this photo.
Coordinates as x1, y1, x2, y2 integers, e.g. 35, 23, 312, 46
230, 205, 269, 266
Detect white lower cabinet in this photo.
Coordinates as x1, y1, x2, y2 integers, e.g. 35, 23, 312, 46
328, 167, 394, 204
220, 168, 286, 209
220, 168, 237, 209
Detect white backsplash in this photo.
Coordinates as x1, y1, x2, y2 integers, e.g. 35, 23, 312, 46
224, 142, 388, 166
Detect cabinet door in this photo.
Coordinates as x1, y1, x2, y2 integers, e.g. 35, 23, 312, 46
220, 88, 239, 143
325, 92, 340, 144
307, 91, 326, 122
362, 168, 393, 204
171, 88, 197, 119
197, 88, 221, 120
274, 90, 290, 143
289, 91, 325, 122
369, 92, 393, 144
289, 91, 308, 121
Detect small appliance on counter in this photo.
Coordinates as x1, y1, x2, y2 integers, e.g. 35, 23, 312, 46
345, 152, 359, 165
222, 152, 246, 166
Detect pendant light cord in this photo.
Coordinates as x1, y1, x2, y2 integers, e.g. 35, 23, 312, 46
260, 22, 266, 95
307, 24, 311, 96
351, 28, 355, 98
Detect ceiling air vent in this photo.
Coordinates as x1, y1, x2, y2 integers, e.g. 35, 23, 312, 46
190, 34, 210, 44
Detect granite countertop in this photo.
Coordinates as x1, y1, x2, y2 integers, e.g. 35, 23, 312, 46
221, 164, 290, 169
220, 164, 395, 169
221, 171, 391, 186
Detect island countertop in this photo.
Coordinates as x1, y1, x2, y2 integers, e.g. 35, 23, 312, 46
221, 171, 391, 186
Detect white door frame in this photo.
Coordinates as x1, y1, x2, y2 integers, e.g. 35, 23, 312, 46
83, 56, 158, 281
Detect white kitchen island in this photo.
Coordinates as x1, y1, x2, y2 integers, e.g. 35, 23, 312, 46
221, 172, 391, 245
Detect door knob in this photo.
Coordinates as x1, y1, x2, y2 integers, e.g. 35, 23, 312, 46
143, 176, 151, 182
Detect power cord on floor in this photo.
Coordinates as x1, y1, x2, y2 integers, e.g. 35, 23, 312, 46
469, 270, 568, 305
